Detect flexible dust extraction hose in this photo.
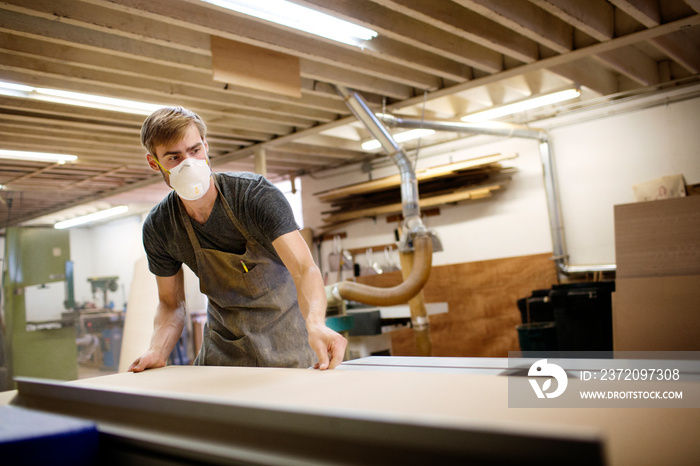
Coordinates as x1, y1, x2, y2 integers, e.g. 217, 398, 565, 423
328, 233, 433, 307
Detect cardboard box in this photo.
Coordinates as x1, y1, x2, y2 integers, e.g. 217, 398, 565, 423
614, 196, 700, 278
613, 275, 700, 351
632, 174, 686, 201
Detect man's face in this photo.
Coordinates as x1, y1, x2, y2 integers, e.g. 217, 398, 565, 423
146, 123, 209, 186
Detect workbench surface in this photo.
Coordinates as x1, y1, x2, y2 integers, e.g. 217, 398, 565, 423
7, 357, 700, 465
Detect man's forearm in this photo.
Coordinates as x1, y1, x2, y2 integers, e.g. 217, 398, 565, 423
148, 301, 186, 362
295, 264, 327, 327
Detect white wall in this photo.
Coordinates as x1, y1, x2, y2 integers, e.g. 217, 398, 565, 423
275, 178, 305, 228
302, 93, 700, 275
70, 214, 145, 311
552, 97, 700, 265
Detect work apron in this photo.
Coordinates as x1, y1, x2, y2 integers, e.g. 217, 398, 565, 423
181, 175, 316, 368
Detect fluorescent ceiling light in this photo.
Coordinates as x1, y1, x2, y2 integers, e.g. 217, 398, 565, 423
362, 128, 435, 151
54, 205, 129, 229
201, 0, 378, 47
0, 149, 78, 164
0, 80, 162, 115
461, 88, 581, 122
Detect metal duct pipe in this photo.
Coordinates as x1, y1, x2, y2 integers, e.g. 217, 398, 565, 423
537, 138, 566, 266
378, 114, 548, 141
336, 86, 423, 232
380, 114, 615, 276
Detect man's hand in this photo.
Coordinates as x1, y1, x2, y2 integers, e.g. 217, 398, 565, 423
128, 348, 167, 373
307, 323, 347, 370
128, 271, 186, 373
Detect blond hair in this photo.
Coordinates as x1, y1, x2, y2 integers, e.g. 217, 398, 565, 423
141, 106, 207, 158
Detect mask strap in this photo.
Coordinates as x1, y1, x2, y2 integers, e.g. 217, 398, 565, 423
151, 156, 170, 174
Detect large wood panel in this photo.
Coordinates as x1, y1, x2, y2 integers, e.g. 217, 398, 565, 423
11, 362, 700, 465
355, 253, 559, 357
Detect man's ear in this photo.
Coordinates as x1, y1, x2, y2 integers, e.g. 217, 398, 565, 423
146, 153, 160, 172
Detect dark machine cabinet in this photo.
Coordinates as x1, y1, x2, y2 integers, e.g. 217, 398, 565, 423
517, 282, 615, 352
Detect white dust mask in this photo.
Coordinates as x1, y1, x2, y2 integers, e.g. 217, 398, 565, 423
168, 158, 211, 201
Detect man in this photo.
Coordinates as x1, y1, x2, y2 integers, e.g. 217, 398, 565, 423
129, 106, 346, 372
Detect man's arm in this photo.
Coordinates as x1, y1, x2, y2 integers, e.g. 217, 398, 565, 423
273, 230, 347, 370
128, 268, 187, 372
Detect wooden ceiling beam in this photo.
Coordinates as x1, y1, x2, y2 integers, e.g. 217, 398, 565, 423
0, 2, 418, 101
296, 0, 504, 73
0, 111, 140, 134
274, 143, 369, 160
264, 152, 344, 166
609, 0, 661, 27
0, 7, 210, 69
0, 126, 139, 150
608, 0, 700, 74
650, 30, 700, 74
594, 46, 661, 86
0, 65, 298, 136
448, 0, 618, 95
0, 33, 345, 118
0, 97, 273, 144
0, 96, 144, 126
548, 60, 620, 96
80, 0, 443, 91
452, 0, 574, 54
361, 36, 473, 83
393, 13, 700, 108
0, 31, 348, 115
0, 51, 326, 130
531, 0, 615, 42
370, 0, 539, 64
299, 61, 414, 100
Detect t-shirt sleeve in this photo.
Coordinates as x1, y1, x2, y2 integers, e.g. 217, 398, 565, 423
245, 175, 300, 243
142, 214, 182, 277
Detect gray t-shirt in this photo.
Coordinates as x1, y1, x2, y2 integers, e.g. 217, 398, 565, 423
143, 172, 299, 278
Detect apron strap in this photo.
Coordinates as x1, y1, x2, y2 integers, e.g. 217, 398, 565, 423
179, 197, 203, 255
211, 174, 259, 246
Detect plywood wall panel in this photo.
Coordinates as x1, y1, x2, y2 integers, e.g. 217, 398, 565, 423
355, 253, 558, 357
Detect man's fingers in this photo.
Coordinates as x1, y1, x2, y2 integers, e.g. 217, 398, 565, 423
128, 358, 141, 372
129, 363, 143, 373
314, 342, 330, 370
328, 335, 347, 369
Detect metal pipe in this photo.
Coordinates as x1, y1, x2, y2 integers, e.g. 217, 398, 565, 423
380, 114, 616, 276
537, 139, 566, 264
378, 114, 548, 141
336, 86, 422, 229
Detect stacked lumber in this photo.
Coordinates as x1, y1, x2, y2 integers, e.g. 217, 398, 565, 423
315, 153, 517, 226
